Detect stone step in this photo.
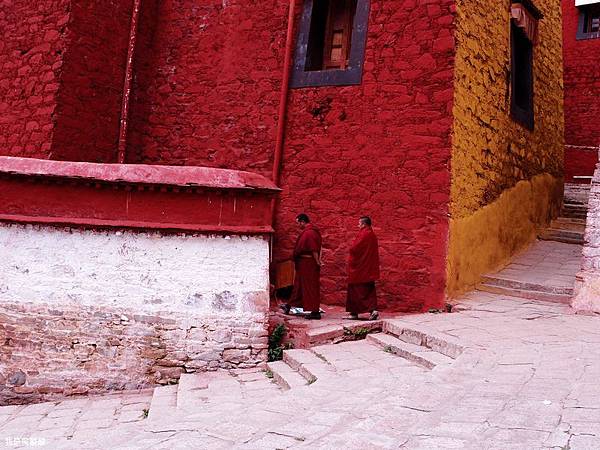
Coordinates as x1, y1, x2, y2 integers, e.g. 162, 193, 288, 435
538, 228, 584, 244
477, 283, 572, 305
563, 201, 588, 209
480, 275, 574, 295
266, 360, 308, 390
564, 183, 591, 205
554, 217, 586, 226
562, 203, 589, 219
305, 320, 383, 347
282, 349, 336, 383
147, 384, 178, 421
366, 333, 453, 370
382, 320, 465, 359
550, 218, 586, 231
176, 373, 210, 410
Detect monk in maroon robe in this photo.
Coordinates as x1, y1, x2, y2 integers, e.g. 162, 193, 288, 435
346, 216, 380, 320
281, 213, 323, 320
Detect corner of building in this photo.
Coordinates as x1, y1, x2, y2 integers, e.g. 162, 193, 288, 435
446, 0, 565, 296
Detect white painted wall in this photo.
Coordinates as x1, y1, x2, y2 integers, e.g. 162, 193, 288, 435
0, 223, 269, 315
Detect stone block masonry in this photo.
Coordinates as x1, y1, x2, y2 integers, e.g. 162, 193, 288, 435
0, 224, 270, 405
562, 0, 600, 181
562, 0, 600, 150
0, 0, 132, 162
573, 165, 600, 313
447, 0, 564, 295
125, 0, 456, 313
0, 0, 70, 159
273, 0, 457, 312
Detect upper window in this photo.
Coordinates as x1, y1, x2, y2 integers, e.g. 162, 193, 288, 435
577, 5, 600, 40
509, 2, 542, 131
291, 0, 370, 88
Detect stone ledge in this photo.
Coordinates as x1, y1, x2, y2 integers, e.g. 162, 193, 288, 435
0, 156, 279, 234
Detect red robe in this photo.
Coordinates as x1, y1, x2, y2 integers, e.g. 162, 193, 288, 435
346, 227, 380, 313
289, 224, 322, 312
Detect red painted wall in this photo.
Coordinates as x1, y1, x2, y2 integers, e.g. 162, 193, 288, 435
0, 0, 131, 163
127, 0, 285, 172
0, 0, 70, 159
50, 0, 132, 163
128, 0, 455, 312
563, 0, 600, 182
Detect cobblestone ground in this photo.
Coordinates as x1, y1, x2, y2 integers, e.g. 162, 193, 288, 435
3, 292, 600, 449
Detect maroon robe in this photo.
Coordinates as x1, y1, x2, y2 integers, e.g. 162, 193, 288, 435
346, 226, 380, 314
289, 223, 322, 312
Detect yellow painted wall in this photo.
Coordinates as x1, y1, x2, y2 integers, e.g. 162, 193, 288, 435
447, 0, 565, 295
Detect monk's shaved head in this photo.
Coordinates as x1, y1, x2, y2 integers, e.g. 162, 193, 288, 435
360, 216, 372, 226
296, 213, 310, 223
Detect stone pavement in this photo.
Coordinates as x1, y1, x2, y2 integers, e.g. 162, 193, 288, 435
3, 292, 600, 449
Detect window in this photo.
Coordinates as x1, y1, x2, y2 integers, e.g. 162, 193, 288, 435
511, 22, 534, 130
291, 0, 370, 88
577, 4, 600, 40
509, 2, 541, 130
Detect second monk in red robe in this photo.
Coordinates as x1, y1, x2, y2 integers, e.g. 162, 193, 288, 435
346, 216, 380, 320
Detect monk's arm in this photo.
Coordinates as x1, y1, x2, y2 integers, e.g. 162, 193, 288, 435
312, 251, 322, 266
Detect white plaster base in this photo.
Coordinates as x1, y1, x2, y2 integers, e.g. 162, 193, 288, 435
0, 223, 271, 403
0, 223, 269, 315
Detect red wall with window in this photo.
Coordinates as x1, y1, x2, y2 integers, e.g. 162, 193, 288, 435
127, 0, 456, 312
1, 0, 455, 312
563, 0, 600, 182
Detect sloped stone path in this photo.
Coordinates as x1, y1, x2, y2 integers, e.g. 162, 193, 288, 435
478, 240, 583, 303
479, 182, 587, 304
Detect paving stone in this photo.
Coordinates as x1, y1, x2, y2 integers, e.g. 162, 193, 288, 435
75, 418, 116, 430
38, 415, 77, 430
18, 402, 57, 416
0, 405, 23, 416
568, 434, 600, 450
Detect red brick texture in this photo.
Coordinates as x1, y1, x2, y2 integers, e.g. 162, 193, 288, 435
0, 0, 132, 163
562, 0, 600, 181
0, 0, 70, 159
50, 0, 132, 163
128, 0, 456, 312
126, 0, 286, 170
565, 146, 599, 184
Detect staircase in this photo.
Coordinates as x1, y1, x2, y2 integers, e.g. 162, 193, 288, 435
538, 183, 590, 245
478, 183, 588, 304
265, 320, 464, 391
140, 320, 466, 428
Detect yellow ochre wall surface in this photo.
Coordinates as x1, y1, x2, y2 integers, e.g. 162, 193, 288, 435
447, 0, 564, 296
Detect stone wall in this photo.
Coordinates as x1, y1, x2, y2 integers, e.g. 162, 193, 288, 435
562, 0, 600, 182
0, 0, 70, 159
126, 0, 456, 312
50, 0, 132, 163
447, 0, 564, 295
573, 165, 600, 314
562, 0, 600, 149
0, 223, 270, 405
565, 145, 599, 184
0, 0, 132, 163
